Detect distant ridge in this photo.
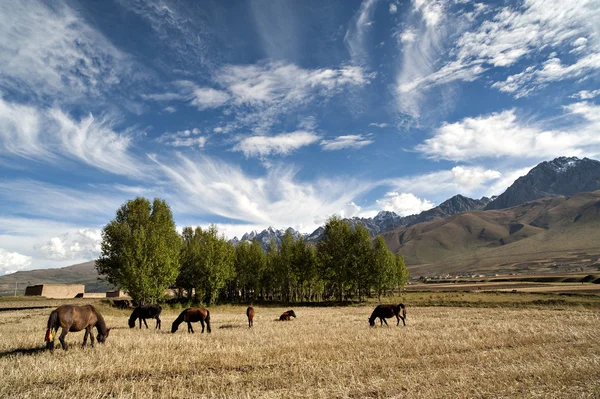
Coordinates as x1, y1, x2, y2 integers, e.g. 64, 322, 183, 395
232, 194, 493, 249
486, 157, 600, 210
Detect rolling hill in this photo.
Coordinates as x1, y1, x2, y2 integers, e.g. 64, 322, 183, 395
383, 190, 600, 277
0, 260, 113, 296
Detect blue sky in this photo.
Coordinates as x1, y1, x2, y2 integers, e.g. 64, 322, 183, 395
1, 0, 600, 274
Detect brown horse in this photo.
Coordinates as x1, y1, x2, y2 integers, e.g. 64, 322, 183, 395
368, 304, 406, 327
171, 308, 211, 334
279, 310, 296, 321
246, 306, 255, 328
45, 304, 111, 351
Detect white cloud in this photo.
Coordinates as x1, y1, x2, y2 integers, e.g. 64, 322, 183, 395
369, 122, 389, 128
164, 106, 177, 113
571, 89, 600, 100
233, 131, 320, 158
0, 248, 32, 275
389, 3, 398, 14
0, 98, 143, 176
492, 54, 600, 98
416, 105, 600, 161
320, 135, 374, 151
396, 0, 600, 115
345, 0, 379, 65
191, 87, 230, 110
376, 192, 435, 216
451, 166, 502, 189
150, 154, 375, 232
158, 128, 207, 148
37, 229, 102, 261
0, 1, 132, 102
342, 202, 362, 218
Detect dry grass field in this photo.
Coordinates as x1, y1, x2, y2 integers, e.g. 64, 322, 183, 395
1, 301, 599, 398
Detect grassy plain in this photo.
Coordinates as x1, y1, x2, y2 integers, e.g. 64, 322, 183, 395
1, 297, 599, 398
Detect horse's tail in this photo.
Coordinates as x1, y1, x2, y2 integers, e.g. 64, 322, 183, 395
45, 310, 59, 348
205, 309, 211, 333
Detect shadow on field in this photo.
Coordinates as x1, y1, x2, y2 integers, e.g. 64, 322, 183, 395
219, 324, 244, 329
0, 347, 46, 358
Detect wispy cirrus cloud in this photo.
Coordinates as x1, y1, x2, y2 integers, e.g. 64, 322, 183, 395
320, 134, 374, 151
233, 131, 320, 158
150, 153, 374, 232
0, 97, 143, 176
345, 0, 379, 66
416, 102, 600, 161
0, 0, 134, 103
396, 0, 600, 117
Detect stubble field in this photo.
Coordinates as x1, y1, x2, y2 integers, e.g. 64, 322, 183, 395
0, 303, 599, 398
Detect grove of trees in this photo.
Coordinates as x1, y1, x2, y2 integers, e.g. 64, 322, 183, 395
97, 198, 409, 304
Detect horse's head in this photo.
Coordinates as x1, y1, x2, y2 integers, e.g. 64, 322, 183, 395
97, 328, 111, 344
171, 322, 179, 333
368, 317, 375, 327
288, 310, 296, 318
128, 318, 136, 328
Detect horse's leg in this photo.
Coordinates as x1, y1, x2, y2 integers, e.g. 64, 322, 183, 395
82, 328, 89, 348
187, 321, 194, 333
156, 316, 161, 329
200, 319, 205, 333
400, 316, 406, 327
59, 329, 68, 351
396, 315, 400, 326
383, 318, 389, 327
89, 327, 95, 347
143, 318, 149, 329
138, 318, 142, 329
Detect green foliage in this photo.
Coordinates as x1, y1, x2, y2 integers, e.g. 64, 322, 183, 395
317, 215, 353, 301
178, 225, 236, 304
96, 197, 181, 304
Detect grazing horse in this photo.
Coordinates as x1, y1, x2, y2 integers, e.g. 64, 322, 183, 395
171, 308, 211, 334
279, 310, 296, 321
246, 306, 255, 328
369, 304, 406, 327
45, 304, 111, 351
128, 304, 162, 329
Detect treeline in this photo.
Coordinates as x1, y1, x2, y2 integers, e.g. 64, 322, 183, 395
96, 197, 408, 304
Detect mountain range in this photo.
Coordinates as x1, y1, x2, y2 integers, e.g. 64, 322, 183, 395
1, 156, 599, 293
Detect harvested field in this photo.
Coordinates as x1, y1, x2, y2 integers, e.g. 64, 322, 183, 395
0, 302, 599, 398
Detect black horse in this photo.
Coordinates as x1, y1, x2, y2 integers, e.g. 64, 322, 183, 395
128, 305, 162, 329
369, 304, 406, 327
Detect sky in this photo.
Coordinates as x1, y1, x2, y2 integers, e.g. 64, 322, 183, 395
1, 0, 600, 274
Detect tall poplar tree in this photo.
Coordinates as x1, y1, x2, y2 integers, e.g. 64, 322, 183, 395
96, 197, 181, 304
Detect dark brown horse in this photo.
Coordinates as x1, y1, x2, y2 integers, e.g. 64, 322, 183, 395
128, 304, 162, 329
279, 310, 296, 321
246, 306, 255, 328
369, 304, 406, 327
171, 308, 211, 334
45, 304, 111, 351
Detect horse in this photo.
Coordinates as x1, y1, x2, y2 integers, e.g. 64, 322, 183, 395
368, 304, 406, 327
128, 304, 162, 329
45, 304, 111, 351
278, 310, 296, 321
171, 308, 211, 334
246, 306, 255, 328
